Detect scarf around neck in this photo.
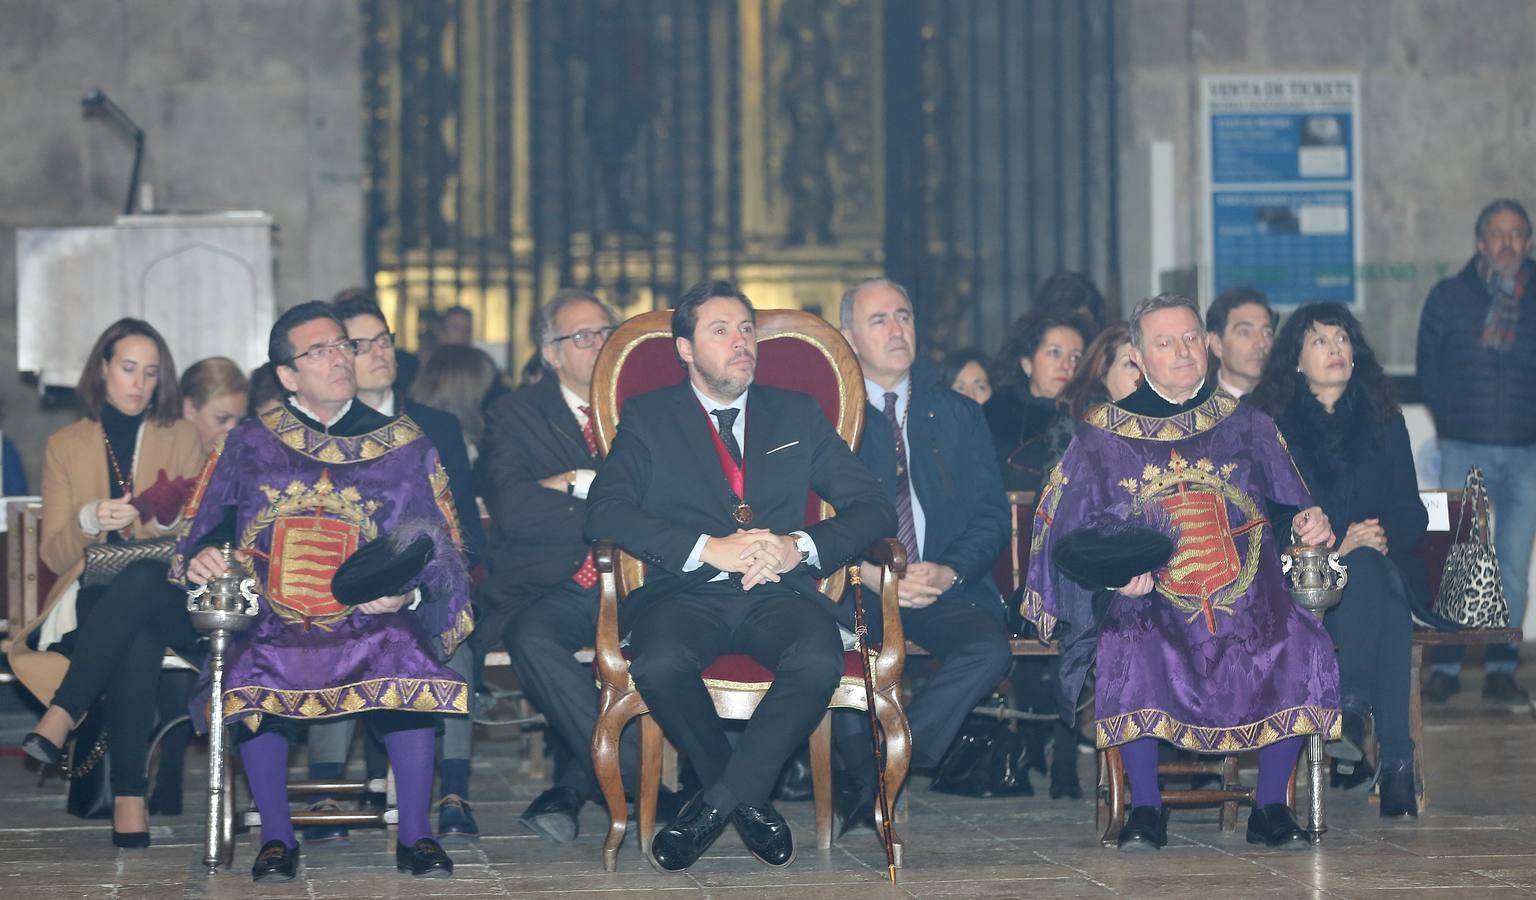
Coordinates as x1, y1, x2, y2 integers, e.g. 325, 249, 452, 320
1476, 256, 1530, 351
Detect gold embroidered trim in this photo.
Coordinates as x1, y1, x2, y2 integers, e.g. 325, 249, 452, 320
1019, 586, 1059, 640
222, 676, 469, 727
1083, 390, 1239, 441
261, 405, 424, 463
1095, 704, 1341, 751
439, 605, 475, 659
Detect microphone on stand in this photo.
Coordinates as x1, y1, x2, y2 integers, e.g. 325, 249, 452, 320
81, 89, 146, 215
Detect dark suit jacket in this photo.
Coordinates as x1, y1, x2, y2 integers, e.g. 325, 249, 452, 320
401, 398, 486, 566
474, 377, 599, 636
859, 361, 1010, 627
584, 381, 897, 627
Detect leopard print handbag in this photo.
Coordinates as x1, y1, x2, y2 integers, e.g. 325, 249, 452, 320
1434, 466, 1510, 629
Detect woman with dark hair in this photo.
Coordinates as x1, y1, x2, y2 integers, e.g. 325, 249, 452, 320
1057, 322, 1140, 421
246, 362, 286, 417
1033, 271, 1107, 338
984, 312, 1089, 493
11, 319, 207, 847
938, 348, 993, 404
412, 345, 503, 462
1249, 302, 1438, 819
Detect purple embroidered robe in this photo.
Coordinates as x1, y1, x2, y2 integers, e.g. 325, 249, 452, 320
176, 403, 473, 730
1023, 389, 1341, 751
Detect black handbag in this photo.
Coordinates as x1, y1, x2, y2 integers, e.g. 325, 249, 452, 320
928, 697, 1035, 798
81, 536, 177, 589
65, 699, 113, 819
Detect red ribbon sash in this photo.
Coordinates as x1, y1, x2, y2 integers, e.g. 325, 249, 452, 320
702, 404, 745, 500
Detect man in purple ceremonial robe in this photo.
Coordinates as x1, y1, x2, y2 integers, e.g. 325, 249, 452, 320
174, 302, 471, 882
1023, 293, 1341, 852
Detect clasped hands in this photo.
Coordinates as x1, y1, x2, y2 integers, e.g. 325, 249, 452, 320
185, 546, 409, 614
700, 529, 801, 591
1114, 505, 1335, 597
858, 560, 957, 609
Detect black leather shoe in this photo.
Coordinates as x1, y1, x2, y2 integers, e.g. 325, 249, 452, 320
732, 803, 795, 867
834, 784, 876, 839
1329, 757, 1376, 791
396, 838, 453, 877
1378, 759, 1419, 819
437, 794, 479, 840
1483, 672, 1530, 705
1326, 709, 1368, 765
112, 830, 151, 849
1117, 805, 1168, 852
300, 799, 351, 846
1246, 804, 1311, 848
519, 786, 582, 843
1422, 671, 1461, 704
21, 732, 63, 767
251, 840, 300, 882
648, 794, 728, 873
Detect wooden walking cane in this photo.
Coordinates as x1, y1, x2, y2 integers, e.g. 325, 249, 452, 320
847, 563, 898, 884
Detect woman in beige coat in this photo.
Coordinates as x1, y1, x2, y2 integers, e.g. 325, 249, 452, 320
13, 319, 209, 847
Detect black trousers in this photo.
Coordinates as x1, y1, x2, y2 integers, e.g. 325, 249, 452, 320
52, 559, 200, 798
627, 583, 844, 812
1325, 547, 1413, 764
504, 579, 638, 798
835, 595, 1013, 786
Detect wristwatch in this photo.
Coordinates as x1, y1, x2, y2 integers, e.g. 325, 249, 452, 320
566, 470, 577, 496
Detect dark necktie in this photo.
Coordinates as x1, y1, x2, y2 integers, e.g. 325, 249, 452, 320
710, 408, 743, 465
578, 405, 598, 457
883, 392, 920, 561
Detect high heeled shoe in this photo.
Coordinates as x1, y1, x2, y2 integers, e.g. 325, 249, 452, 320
21, 732, 63, 766
112, 830, 151, 849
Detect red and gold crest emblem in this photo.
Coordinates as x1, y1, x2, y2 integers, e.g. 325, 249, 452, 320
268, 516, 359, 624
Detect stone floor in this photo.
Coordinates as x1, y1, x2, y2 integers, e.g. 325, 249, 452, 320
1, 659, 1534, 900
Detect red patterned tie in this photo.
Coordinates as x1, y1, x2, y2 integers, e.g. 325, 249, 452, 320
571, 405, 599, 589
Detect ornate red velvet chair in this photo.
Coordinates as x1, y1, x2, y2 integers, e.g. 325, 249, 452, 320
586, 308, 910, 872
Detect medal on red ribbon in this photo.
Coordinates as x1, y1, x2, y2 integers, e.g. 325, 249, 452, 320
703, 406, 752, 524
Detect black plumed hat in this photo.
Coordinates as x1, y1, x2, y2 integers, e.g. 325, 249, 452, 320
1052, 523, 1175, 593
331, 532, 436, 607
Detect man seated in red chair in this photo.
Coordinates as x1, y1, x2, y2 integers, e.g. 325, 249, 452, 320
584, 281, 896, 873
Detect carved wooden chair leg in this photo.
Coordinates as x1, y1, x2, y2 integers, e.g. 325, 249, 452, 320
809, 711, 834, 850
1286, 752, 1299, 810
1409, 643, 1428, 811
593, 692, 639, 872
639, 715, 665, 861
1099, 746, 1126, 848
521, 694, 547, 782
661, 740, 679, 793
1219, 753, 1239, 832
873, 694, 910, 868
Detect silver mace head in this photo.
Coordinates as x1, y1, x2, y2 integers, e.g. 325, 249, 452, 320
186, 543, 261, 634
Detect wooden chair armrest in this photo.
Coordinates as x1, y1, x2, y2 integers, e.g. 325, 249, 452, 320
591, 540, 628, 685
863, 537, 907, 576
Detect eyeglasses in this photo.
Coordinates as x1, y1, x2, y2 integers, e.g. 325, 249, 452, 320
549, 326, 615, 349
351, 331, 395, 354
287, 339, 359, 365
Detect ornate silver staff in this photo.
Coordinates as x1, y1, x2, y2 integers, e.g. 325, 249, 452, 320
847, 564, 897, 885
186, 544, 260, 874
1280, 540, 1348, 839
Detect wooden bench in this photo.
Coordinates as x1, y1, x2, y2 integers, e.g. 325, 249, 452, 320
1408, 488, 1525, 810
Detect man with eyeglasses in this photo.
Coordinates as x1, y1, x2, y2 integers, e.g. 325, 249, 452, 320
474, 289, 661, 843
291, 295, 487, 846
174, 301, 473, 881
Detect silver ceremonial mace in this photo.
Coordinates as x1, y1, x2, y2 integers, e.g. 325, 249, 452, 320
1280, 540, 1348, 839
185, 544, 260, 874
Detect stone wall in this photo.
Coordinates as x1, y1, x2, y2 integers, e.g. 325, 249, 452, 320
0, 0, 364, 488
1117, 0, 1536, 369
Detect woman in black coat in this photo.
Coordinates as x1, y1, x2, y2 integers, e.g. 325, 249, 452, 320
1249, 303, 1433, 819
984, 312, 1089, 493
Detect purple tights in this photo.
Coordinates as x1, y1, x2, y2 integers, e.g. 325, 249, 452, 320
239, 725, 438, 849
1119, 736, 1304, 809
